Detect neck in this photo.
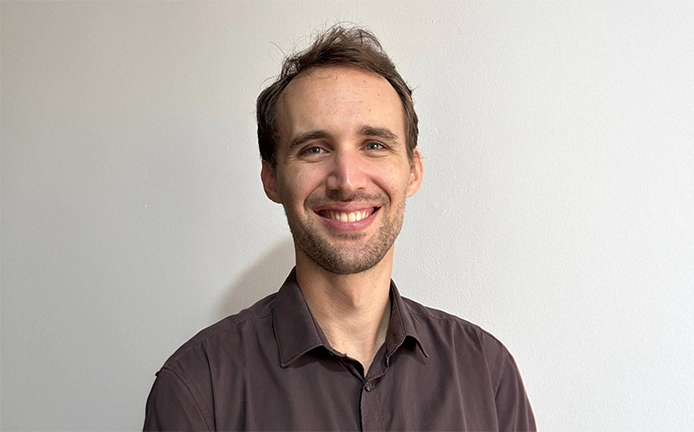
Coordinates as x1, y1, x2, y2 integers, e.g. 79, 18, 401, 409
295, 248, 394, 375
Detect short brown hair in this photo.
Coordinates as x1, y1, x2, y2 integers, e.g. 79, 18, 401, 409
256, 25, 418, 166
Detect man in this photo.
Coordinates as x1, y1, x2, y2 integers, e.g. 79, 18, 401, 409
144, 25, 535, 431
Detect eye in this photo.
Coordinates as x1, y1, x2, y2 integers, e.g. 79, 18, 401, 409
304, 146, 326, 155
365, 141, 385, 151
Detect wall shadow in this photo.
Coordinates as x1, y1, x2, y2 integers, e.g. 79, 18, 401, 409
215, 238, 296, 321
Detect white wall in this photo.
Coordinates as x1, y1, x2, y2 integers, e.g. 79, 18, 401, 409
2, 1, 693, 430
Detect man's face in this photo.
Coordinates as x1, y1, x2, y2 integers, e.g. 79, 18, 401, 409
261, 66, 422, 275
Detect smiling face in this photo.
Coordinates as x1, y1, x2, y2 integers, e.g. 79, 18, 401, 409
261, 66, 423, 275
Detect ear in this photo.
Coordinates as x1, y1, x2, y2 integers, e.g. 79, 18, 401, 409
261, 160, 282, 203
406, 148, 423, 197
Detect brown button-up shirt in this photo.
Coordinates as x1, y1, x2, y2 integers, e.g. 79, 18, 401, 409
144, 270, 535, 431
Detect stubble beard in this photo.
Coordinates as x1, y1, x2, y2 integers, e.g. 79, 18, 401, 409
284, 193, 406, 275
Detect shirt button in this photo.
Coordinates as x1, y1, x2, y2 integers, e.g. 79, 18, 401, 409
364, 381, 373, 392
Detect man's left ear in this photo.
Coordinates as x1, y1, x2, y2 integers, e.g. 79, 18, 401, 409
406, 148, 423, 197
261, 160, 282, 204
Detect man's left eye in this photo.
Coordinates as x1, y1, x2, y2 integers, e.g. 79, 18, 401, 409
365, 142, 384, 151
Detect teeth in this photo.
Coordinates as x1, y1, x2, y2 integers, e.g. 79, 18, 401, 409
328, 211, 370, 222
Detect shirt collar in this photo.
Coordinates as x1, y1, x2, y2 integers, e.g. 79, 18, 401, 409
272, 269, 326, 367
273, 268, 428, 367
385, 279, 429, 360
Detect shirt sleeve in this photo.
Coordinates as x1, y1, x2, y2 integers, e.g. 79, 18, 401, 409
493, 349, 536, 431
144, 367, 212, 431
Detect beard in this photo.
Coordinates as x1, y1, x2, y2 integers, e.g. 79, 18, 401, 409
283, 191, 406, 275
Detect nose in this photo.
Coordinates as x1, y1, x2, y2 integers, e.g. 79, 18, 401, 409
326, 148, 367, 195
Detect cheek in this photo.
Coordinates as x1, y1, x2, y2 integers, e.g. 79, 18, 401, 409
277, 168, 320, 204
377, 169, 412, 196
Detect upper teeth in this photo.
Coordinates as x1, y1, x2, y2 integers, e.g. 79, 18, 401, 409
327, 211, 370, 222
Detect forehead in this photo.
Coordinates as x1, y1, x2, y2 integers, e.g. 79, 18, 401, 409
275, 66, 405, 143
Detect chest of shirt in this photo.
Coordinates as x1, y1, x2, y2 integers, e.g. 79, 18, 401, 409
207, 346, 500, 431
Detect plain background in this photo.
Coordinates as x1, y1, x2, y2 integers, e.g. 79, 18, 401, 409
2, 1, 693, 430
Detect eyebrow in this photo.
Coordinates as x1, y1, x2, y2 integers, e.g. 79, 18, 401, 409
288, 130, 331, 152
359, 125, 398, 141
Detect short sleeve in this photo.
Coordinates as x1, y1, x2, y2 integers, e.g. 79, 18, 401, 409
144, 368, 212, 431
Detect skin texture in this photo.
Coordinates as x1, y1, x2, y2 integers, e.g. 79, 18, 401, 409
261, 66, 422, 276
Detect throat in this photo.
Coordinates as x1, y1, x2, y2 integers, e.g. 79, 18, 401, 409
317, 297, 392, 376
294, 257, 394, 374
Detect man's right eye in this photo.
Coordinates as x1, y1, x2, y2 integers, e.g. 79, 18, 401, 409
305, 146, 325, 155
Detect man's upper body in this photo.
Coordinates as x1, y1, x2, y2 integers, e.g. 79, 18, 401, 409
144, 25, 535, 430
144, 270, 535, 431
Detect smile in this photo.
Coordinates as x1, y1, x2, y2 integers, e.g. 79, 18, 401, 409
318, 208, 376, 223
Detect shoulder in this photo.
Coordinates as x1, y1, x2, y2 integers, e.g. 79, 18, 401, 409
402, 297, 502, 343
402, 297, 536, 429
402, 296, 516, 369
145, 293, 279, 429
162, 292, 277, 372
